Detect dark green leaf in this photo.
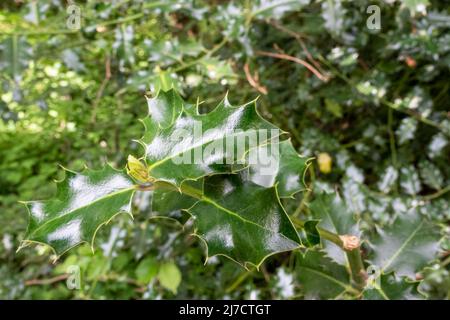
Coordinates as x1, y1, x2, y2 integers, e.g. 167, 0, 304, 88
300, 220, 321, 247
188, 175, 301, 267
140, 89, 283, 186
309, 193, 360, 265
135, 256, 159, 284
21, 166, 135, 257
296, 250, 356, 299
248, 139, 309, 198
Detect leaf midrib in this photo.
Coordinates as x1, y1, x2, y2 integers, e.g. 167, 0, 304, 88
300, 264, 356, 294
28, 187, 135, 237
147, 125, 280, 171
381, 220, 424, 272
197, 196, 299, 245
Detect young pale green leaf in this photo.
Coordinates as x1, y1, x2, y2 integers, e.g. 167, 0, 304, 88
363, 272, 424, 300
140, 89, 283, 186
21, 165, 135, 257
247, 139, 309, 198
309, 193, 360, 265
187, 175, 301, 268
158, 261, 182, 294
369, 211, 441, 279
296, 250, 357, 299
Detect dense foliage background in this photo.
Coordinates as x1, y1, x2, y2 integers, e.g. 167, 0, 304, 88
1, 0, 449, 299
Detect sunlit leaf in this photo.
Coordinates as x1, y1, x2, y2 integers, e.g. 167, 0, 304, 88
140, 89, 283, 186
158, 261, 182, 294
309, 193, 360, 265
369, 211, 441, 279
21, 166, 135, 256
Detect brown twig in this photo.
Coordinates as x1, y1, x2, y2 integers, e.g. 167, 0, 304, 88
25, 274, 69, 286
256, 50, 330, 82
267, 19, 326, 75
243, 62, 268, 95
91, 55, 111, 123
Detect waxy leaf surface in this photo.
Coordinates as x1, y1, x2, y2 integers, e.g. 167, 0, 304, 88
22, 166, 135, 256
140, 89, 282, 186
248, 139, 309, 197
309, 193, 360, 265
188, 175, 301, 267
369, 211, 441, 279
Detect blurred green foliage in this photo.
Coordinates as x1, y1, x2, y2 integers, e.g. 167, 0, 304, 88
0, 0, 449, 299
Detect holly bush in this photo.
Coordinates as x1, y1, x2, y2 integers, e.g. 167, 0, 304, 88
0, 0, 449, 300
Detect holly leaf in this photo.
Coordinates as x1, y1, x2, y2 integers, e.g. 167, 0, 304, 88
309, 193, 360, 265
145, 89, 183, 129
152, 179, 201, 217
21, 165, 135, 257
363, 272, 424, 300
248, 139, 309, 198
187, 175, 301, 268
140, 89, 283, 186
369, 211, 441, 279
0, 35, 31, 83
296, 250, 357, 299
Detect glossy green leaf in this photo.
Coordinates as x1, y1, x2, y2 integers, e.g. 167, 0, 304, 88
187, 175, 301, 268
248, 139, 309, 198
300, 220, 321, 247
296, 250, 356, 299
363, 273, 424, 300
369, 211, 441, 279
152, 179, 202, 216
21, 166, 135, 257
309, 193, 360, 265
140, 89, 283, 186
145, 89, 183, 129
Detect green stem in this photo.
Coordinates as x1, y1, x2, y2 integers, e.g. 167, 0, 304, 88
420, 184, 450, 201
292, 218, 342, 248
171, 37, 228, 73
225, 271, 251, 293
346, 249, 366, 290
